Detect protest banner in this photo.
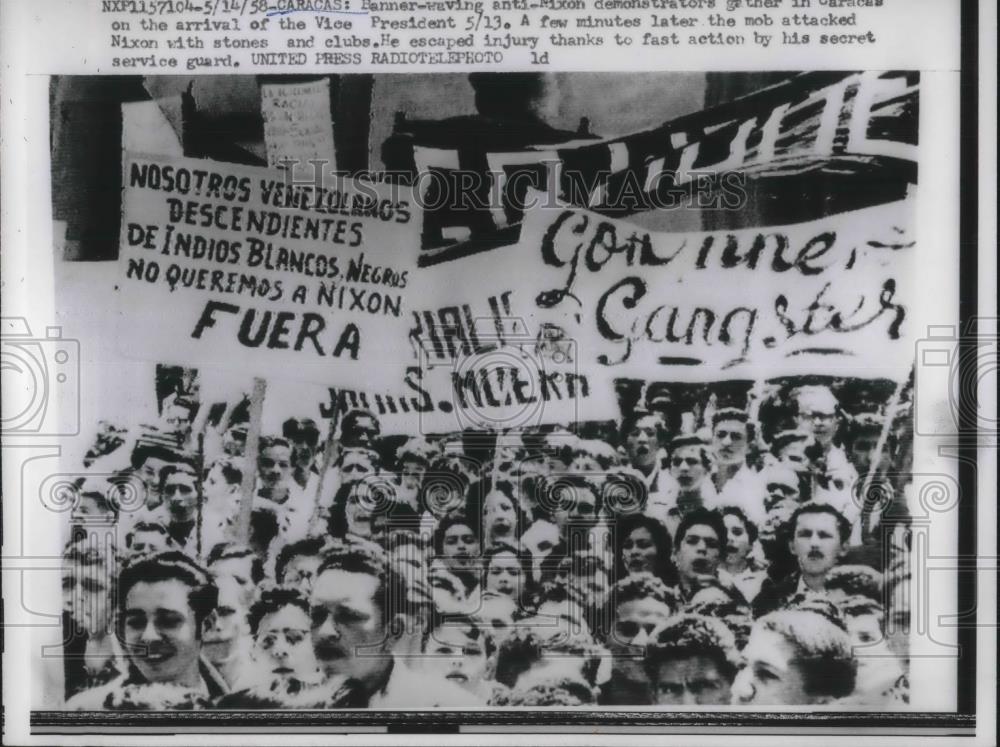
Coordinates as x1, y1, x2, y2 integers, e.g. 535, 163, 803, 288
116, 152, 419, 388
384, 70, 918, 255
411, 195, 915, 383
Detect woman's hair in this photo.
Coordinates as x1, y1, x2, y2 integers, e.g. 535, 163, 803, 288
467, 478, 528, 542
483, 543, 535, 607
720, 505, 759, 545
613, 513, 675, 585
328, 480, 411, 539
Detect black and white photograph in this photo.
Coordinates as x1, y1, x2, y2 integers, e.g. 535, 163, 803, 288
36, 70, 931, 717
1, 0, 994, 737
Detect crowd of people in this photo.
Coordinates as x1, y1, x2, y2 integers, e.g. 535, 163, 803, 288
59, 377, 914, 710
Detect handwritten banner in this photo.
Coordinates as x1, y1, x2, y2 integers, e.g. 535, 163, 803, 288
261, 79, 337, 173
116, 153, 418, 388
412, 196, 915, 382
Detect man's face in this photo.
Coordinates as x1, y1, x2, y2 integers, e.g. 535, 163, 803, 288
123, 579, 201, 685
712, 420, 748, 466
442, 523, 480, 572
653, 655, 731, 705
613, 597, 673, 647
340, 450, 376, 487
796, 392, 838, 447
163, 470, 199, 523
731, 626, 811, 705
552, 485, 599, 529
222, 427, 246, 456
761, 499, 797, 546
289, 438, 317, 473
344, 490, 375, 539
202, 576, 249, 664
344, 416, 379, 449
283, 553, 322, 594
848, 434, 882, 476
790, 512, 845, 578
421, 623, 487, 693
254, 604, 316, 684
203, 464, 238, 505
129, 529, 170, 557
258, 445, 293, 490
62, 562, 112, 635
210, 555, 256, 608
400, 457, 427, 491
673, 524, 722, 588
723, 513, 753, 563
310, 569, 388, 682
670, 445, 708, 491
778, 440, 811, 472
625, 415, 660, 470
138, 456, 171, 508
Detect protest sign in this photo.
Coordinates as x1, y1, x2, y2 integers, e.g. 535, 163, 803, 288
411, 196, 915, 383
116, 153, 419, 388
260, 79, 337, 173
405, 264, 618, 432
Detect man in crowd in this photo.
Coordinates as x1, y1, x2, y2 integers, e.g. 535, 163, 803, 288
61, 537, 124, 700
201, 574, 253, 688
201, 456, 245, 548
731, 599, 856, 705
645, 614, 740, 705
160, 464, 201, 552
256, 436, 310, 547
206, 543, 265, 610
670, 509, 728, 603
67, 552, 228, 708
839, 597, 907, 707
601, 574, 681, 705
283, 417, 321, 491
711, 409, 764, 509
754, 504, 852, 617
124, 519, 174, 558
652, 436, 719, 535
130, 439, 188, 511
621, 411, 671, 506
275, 536, 327, 594
309, 541, 479, 706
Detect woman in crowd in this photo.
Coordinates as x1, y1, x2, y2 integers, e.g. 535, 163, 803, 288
717, 506, 768, 603
614, 513, 676, 587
